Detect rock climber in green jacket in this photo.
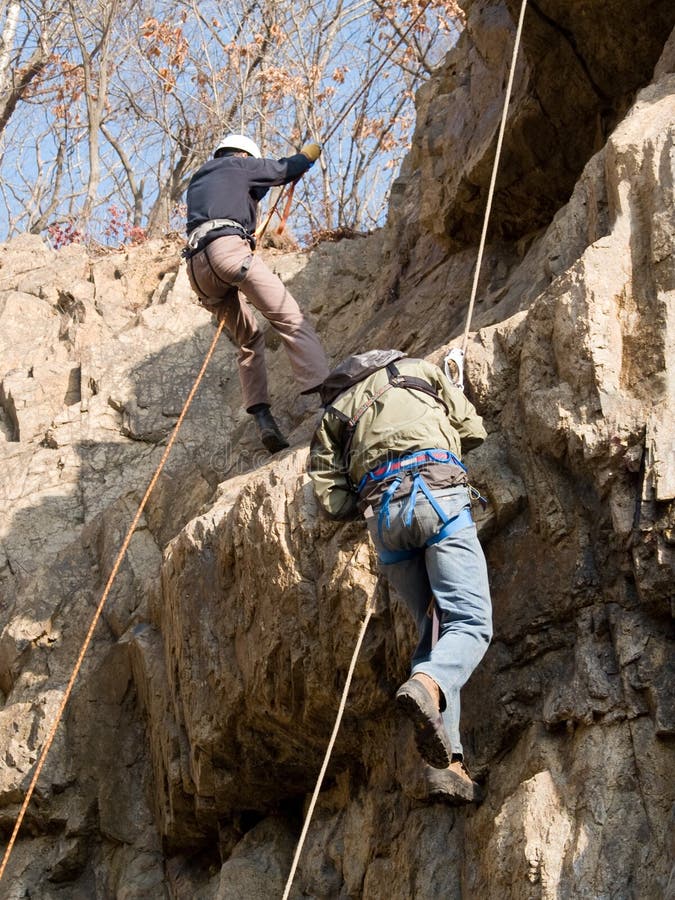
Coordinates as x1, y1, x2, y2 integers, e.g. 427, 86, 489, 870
308, 349, 492, 803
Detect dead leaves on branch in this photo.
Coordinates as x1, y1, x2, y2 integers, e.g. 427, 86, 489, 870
141, 16, 188, 90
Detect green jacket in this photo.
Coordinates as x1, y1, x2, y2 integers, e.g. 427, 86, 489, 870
309, 356, 487, 519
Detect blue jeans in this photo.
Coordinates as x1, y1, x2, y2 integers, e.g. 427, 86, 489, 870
366, 485, 492, 757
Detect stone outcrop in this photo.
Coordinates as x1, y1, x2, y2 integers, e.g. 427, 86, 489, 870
1, 3, 673, 898
401, 0, 675, 246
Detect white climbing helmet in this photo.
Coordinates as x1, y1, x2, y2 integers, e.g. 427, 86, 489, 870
214, 133, 261, 159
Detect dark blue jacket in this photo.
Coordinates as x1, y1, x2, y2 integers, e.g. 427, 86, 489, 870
186, 153, 312, 248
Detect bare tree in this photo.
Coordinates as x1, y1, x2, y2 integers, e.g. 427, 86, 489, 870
66, 0, 124, 223
0, 0, 464, 245
0, 0, 67, 136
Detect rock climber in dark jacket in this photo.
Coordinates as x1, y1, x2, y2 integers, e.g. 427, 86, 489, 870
309, 349, 493, 804
184, 133, 330, 453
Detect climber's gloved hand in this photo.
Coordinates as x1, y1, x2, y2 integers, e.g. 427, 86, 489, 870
300, 142, 322, 163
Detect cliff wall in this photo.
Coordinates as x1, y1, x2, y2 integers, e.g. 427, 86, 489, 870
1, 3, 673, 897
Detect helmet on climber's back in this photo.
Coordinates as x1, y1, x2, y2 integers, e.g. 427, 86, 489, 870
214, 133, 261, 159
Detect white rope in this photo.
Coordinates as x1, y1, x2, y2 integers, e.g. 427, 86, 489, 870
461, 0, 529, 355
284, 8, 531, 884
281, 593, 376, 900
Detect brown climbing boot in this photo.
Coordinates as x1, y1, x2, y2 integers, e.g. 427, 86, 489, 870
425, 757, 485, 805
395, 673, 452, 769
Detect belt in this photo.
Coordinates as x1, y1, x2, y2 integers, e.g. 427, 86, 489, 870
186, 218, 251, 250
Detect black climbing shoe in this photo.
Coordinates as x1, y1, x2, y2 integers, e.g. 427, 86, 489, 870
253, 407, 289, 454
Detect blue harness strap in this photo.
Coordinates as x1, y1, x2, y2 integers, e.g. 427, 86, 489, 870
401, 470, 449, 525
425, 505, 474, 546
378, 545, 420, 565
377, 475, 402, 538
374, 449, 462, 541
370, 448, 477, 565
378, 506, 474, 565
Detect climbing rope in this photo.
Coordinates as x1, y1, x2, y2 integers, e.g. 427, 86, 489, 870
441, 0, 528, 643
275, 179, 297, 236
281, 589, 376, 900
256, 181, 295, 240
460, 0, 529, 356
0, 317, 227, 884
1, 3, 530, 886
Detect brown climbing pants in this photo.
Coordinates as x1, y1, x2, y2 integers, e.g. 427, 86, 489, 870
187, 234, 329, 410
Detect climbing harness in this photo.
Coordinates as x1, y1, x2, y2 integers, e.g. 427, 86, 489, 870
187, 245, 253, 309
357, 447, 464, 494
443, 0, 529, 390
365, 448, 473, 564
183, 217, 254, 256
356, 447, 485, 566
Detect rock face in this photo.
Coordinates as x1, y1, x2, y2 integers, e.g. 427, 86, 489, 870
1, 4, 674, 899
403, 0, 675, 246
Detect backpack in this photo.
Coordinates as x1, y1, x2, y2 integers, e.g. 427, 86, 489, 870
319, 350, 450, 484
